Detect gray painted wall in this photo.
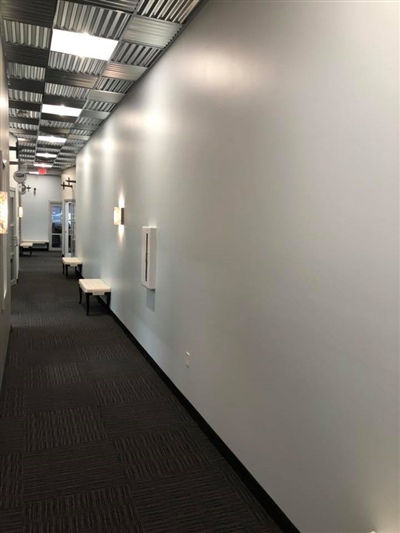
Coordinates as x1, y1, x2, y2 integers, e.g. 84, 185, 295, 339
76, 2, 399, 531
0, 36, 10, 387
21, 174, 62, 242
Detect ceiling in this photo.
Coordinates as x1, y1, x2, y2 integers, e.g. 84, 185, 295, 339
0, 0, 206, 172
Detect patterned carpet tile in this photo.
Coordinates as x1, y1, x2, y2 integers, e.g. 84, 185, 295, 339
100, 399, 197, 439
0, 388, 24, 417
114, 427, 224, 482
76, 343, 138, 363
0, 508, 23, 533
13, 347, 83, 368
92, 376, 171, 406
82, 354, 151, 381
130, 469, 277, 533
0, 416, 25, 453
25, 485, 144, 533
25, 406, 108, 451
25, 362, 86, 388
0, 454, 23, 509
23, 442, 127, 502
24, 382, 99, 413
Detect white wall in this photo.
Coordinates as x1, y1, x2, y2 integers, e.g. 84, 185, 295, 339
21, 174, 62, 241
76, 2, 399, 532
0, 35, 10, 387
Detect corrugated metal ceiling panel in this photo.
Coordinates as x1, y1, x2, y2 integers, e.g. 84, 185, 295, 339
49, 52, 106, 76
1, 0, 58, 28
40, 120, 74, 129
76, 116, 103, 126
95, 77, 133, 92
9, 109, 40, 119
8, 64, 46, 81
4, 43, 50, 68
2, 21, 51, 48
84, 100, 115, 112
9, 123, 38, 130
80, 109, 109, 120
122, 15, 181, 47
102, 62, 146, 80
137, 0, 200, 23
68, 0, 140, 13
112, 42, 161, 66
8, 90, 43, 103
54, 1, 131, 40
45, 69, 98, 89
88, 90, 124, 104
9, 79, 45, 93
44, 84, 90, 100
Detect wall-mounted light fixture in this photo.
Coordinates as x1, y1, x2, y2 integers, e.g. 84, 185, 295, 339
61, 177, 76, 190
113, 206, 124, 226
18, 206, 23, 218
0, 191, 8, 234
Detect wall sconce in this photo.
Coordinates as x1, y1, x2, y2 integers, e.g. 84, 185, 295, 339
18, 206, 23, 218
113, 206, 124, 226
0, 191, 8, 234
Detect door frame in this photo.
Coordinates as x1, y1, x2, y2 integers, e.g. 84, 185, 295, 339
48, 201, 62, 251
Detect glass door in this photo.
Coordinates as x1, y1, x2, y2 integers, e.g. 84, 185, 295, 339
49, 202, 62, 251
9, 188, 17, 285
63, 200, 76, 257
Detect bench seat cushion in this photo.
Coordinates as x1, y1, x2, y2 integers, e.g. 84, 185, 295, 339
79, 279, 110, 295
62, 257, 82, 266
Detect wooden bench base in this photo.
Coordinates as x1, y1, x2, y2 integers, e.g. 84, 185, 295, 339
78, 279, 111, 315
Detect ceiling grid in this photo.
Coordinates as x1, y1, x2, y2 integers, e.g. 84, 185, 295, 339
0, 0, 207, 171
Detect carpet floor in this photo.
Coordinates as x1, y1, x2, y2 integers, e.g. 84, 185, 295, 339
0, 251, 282, 533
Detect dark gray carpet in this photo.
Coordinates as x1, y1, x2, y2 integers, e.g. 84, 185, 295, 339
0, 251, 282, 533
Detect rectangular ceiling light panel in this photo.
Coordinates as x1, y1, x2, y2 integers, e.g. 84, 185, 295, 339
38, 135, 67, 143
42, 104, 82, 117
51, 29, 118, 61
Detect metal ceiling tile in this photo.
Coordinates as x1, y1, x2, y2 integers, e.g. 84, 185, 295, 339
121, 15, 181, 48
88, 89, 123, 104
71, 123, 97, 131
9, 100, 42, 112
8, 90, 43, 103
111, 42, 161, 66
9, 79, 45, 94
80, 109, 109, 120
75, 117, 102, 126
102, 62, 146, 80
40, 113, 77, 124
42, 95, 85, 108
67, 134, 91, 140
2, 21, 51, 48
9, 117, 39, 126
4, 43, 50, 68
7, 64, 46, 81
54, 1, 132, 40
68, 0, 140, 13
10, 128, 37, 135
9, 108, 40, 119
9, 123, 38, 130
40, 120, 74, 129
49, 52, 106, 76
84, 100, 115, 112
44, 84, 90, 100
40, 126, 71, 135
137, 0, 200, 23
95, 77, 133, 92
45, 69, 98, 89
1, 0, 58, 28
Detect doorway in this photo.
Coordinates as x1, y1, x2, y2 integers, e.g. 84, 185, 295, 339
63, 200, 76, 257
9, 188, 18, 286
49, 202, 62, 251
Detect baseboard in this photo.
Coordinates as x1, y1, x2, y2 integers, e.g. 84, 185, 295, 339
106, 307, 301, 533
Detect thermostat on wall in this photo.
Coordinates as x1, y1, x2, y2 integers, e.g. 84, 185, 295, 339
141, 226, 157, 289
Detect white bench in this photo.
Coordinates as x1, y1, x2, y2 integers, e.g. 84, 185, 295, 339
62, 257, 82, 278
19, 242, 33, 256
78, 278, 111, 316
24, 240, 49, 250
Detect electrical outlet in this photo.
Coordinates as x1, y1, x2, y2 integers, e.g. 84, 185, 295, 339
185, 351, 191, 368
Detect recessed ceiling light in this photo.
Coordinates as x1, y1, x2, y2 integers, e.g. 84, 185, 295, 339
51, 29, 118, 61
38, 135, 67, 144
28, 171, 40, 175
36, 152, 57, 158
42, 104, 81, 118
34, 163, 53, 168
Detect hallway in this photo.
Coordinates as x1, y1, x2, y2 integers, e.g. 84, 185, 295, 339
0, 253, 281, 533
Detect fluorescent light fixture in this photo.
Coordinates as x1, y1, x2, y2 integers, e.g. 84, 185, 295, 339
0, 191, 8, 234
34, 163, 53, 168
51, 29, 118, 61
42, 104, 81, 118
36, 153, 57, 159
28, 171, 40, 175
38, 135, 67, 144
18, 206, 23, 218
113, 207, 124, 226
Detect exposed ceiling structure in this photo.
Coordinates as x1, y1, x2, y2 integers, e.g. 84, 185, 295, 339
0, 0, 206, 173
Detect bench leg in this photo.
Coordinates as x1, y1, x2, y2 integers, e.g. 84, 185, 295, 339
86, 293, 90, 316
62, 263, 65, 275
29, 247, 32, 256
106, 292, 111, 311
79, 286, 82, 304
66, 265, 69, 278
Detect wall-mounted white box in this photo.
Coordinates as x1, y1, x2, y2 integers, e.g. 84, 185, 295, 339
141, 226, 157, 289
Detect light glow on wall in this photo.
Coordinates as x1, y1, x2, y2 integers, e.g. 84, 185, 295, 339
0, 191, 8, 234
